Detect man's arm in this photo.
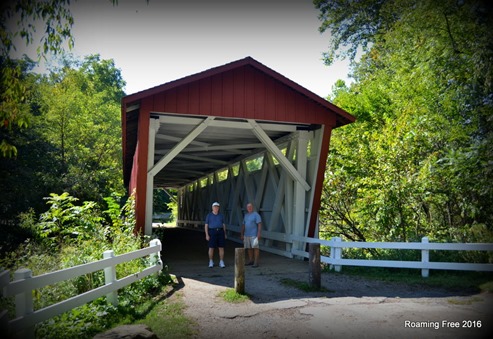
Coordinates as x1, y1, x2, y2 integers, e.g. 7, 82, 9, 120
240, 223, 245, 239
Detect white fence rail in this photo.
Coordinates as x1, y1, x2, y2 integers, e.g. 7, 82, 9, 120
289, 236, 493, 277
0, 239, 162, 339
207, 224, 493, 276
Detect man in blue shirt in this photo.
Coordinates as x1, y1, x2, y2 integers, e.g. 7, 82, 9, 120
205, 202, 227, 268
241, 202, 262, 267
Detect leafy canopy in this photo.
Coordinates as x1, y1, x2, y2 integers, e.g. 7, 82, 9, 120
316, 0, 493, 252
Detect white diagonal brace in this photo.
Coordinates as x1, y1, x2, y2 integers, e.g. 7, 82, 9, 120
248, 119, 310, 191
149, 116, 215, 177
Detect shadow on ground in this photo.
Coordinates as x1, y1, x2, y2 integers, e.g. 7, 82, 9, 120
157, 227, 485, 304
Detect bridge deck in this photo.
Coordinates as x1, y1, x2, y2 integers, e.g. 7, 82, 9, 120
158, 227, 310, 288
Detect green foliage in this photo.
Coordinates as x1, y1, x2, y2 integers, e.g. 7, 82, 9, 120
36, 192, 102, 247
317, 0, 493, 256
280, 278, 334, 293
0, 53, 125, 235
138, 295, 196, 339
153, 188, 172, 214
34, 53, 125, 203
1, 0, 75, 156
219, 288, 250, 303
246, 155, 264, 172
315, 0, 386, 65
329, 266, 493, 293
0, 193, 171, 338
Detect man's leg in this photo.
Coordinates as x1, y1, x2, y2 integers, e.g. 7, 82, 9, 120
247, 248, 254, 264
208, 247, 215, 267
253, 248, 260, 266
219, 247, 225, 267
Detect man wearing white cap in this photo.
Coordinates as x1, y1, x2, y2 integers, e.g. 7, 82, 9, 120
205, 202, 227, 268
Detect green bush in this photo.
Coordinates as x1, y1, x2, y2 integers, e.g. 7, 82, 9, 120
0, 193, 170, 338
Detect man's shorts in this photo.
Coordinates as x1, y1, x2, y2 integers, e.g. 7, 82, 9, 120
243, 236, 259, 249
208, 228, 225, 248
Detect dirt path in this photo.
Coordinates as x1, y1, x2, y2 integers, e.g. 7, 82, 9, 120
172, 271, 491, 339
160, 228, 492, 338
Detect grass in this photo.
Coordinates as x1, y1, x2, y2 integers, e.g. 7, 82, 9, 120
219, 288, 250, 303
135, 286, 249, 338
325, 266, 493, 293
136, 275, 197, 338
280, 278, 334, 293
447, 296, 483, 305
138, 291, 196, 338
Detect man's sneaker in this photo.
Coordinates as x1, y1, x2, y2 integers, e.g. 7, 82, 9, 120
219, 260, 225, 268
208, 260, 214, 268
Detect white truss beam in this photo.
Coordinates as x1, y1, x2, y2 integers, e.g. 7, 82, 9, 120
149, 116, 215, 177
248, 119, 310, 191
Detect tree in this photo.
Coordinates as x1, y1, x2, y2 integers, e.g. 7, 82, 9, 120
0, 53, 125, 232
0, 0, 130, 157
36, 53, 126, 202
316, 0, 493, 247
1, 0, 74, 157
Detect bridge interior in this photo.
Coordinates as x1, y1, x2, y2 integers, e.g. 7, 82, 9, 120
122, 57, 355, 259
160, 227, 310, 284
167, 114, 325, 257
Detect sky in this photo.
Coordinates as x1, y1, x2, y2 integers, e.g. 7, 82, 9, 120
16, 0, 352, 98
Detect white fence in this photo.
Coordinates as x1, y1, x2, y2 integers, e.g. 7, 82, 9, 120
0, 239, 162, 339
290, 236, 493, 277
211, 225, 493, 277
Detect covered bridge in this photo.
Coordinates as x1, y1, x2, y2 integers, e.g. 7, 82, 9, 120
121, 56, 354, 257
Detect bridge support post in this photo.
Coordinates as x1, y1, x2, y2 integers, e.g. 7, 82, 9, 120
309, 243, 321, 289
235, 248, 245, 294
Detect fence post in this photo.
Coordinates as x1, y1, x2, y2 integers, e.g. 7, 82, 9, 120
421, 237, 429, 278
333, 237, 342, 272
1, 268, 10, 334
309, 243, 321, 289
329, 240, 334, 271
14, 268, 34, 339
234, 248, 245, 294
103, 250, 118, 306
149, 239, 162, 267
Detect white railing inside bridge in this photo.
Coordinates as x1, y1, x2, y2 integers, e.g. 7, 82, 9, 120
0, 239, 162, 339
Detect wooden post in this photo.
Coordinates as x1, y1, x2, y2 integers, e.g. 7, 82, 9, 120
309, 243, 321, 290
234, 248, 245, 294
